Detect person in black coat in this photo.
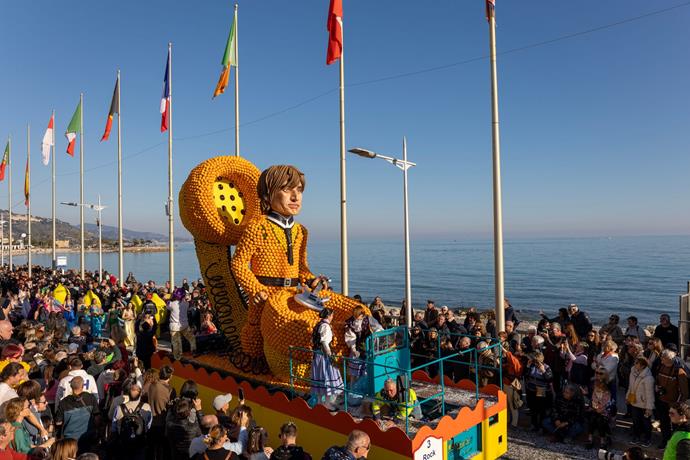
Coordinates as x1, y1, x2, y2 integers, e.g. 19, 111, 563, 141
568, 304, 592, 339
135, 314, 158, 369
504, 299, 520, 328
654, 313, 679, 348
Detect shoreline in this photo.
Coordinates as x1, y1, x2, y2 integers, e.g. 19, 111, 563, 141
14, 246, 170, 254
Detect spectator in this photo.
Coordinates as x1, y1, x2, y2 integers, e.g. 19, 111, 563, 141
189, 414, 219, 458
542, 384, 585, 443
585, 377, 614, 449
593, 340, 619, 398
369, 297, 387, 330
503, 299, 520, 327
656, 349, 689, 447
561, 341, 589, 388
321, 430, 370, 460
423, 301, 438, 327
0, 364, 23, 406
49, 439, 77, 460
165, 398, 202, 460
55, 359, 98, 403
4, 399, 51, 454
0, 418, 25, 460
191, 425, 236, 460
525, 351, 553, 431
521, 326, 537, 354
246, 426, 273, 460
147, 364, 174, 460
625, 316, 648, 345
600, 314, 624, 346
213, 393, 234, 429
664, 402, 690, 459
501, 343, 523, 428
135, 315, 157, 370
224, 405, 252, 456
54, 377, 100, 453
654, 314, 679, 348
270, 421, 312, 460
111, 381, 152, 460
645, 337, 664, 377
568, 304, 592, 339
167, 288, 197, 360
627, 356, 655, 448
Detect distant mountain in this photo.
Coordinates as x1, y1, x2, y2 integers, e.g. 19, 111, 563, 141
0, 209, 189, 247
83, 223, 168, 242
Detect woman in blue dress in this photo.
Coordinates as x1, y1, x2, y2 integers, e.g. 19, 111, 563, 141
310, 308, 344, 409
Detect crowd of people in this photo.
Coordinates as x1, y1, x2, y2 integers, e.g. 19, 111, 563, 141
2, 259, 690, 459
0, 265, 377, 460
389, 297, 688, 458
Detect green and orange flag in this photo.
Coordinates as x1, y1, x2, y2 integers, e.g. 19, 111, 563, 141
213, 6, 237, 98
0, 142, 8, 181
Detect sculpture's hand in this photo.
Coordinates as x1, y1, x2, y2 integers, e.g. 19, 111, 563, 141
310, 275, 330, 292
253, 290, 268, 305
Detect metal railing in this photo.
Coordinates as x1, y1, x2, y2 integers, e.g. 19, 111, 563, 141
288, 327, 504, 436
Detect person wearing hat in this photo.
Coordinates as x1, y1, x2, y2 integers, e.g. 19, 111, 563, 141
212, 393, 236, 429
310, 308, 343, 410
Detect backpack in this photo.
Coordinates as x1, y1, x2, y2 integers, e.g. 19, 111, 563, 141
118, 401, 146, 444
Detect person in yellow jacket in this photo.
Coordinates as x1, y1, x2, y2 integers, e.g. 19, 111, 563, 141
371, 378, 422, 427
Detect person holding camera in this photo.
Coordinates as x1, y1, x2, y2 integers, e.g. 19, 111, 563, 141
543, 383, 585, 443
525, 350, 554, 431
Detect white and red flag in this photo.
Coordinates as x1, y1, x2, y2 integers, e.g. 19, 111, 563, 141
326, 0, 342, 65
41, 114, 54, 165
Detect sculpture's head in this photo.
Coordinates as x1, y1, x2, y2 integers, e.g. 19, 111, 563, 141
258, 165, 306, 216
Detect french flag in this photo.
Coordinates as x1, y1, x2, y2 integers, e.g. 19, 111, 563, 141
160, 50, 171, 132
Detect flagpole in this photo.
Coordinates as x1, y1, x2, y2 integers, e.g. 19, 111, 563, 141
167, 42, 175, 289
488, 7, 505, 332
8, 136, 12, 272
26, 124, 31, 278
338, 22, 349, 296
117, 70, 124, 286
79, 92, 85, 280
234, 3, 240, 156
51, 110, 56, 271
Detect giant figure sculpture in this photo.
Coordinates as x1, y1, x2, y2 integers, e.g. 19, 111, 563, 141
179, 156, 367, 382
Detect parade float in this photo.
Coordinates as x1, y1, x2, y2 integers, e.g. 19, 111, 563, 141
175, 155, 508, 460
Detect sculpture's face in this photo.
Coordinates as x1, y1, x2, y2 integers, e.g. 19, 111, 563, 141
270, 184, 303, 216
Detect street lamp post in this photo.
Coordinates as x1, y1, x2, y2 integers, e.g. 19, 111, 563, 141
61, 198, 107, 280
349, 137, 416, 329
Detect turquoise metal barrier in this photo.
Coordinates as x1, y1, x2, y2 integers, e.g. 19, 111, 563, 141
288, 326, 504, 436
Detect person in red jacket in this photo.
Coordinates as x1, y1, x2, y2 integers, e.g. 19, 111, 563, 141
501, 343, 523, 428
0, 419, 26, 460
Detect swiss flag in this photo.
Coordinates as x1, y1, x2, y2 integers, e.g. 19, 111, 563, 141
326, 0, 342, 65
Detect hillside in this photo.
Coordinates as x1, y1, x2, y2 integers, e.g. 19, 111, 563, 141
0, 209, 177, 247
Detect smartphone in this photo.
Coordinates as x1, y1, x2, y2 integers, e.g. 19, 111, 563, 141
238, 388, 245, 402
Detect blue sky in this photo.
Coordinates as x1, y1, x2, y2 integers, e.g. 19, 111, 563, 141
0, 0, 689, 241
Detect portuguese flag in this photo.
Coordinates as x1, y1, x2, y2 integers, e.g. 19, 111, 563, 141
213, 6, 237, 98
65, 99, 82, 156
0, 142, 8, 181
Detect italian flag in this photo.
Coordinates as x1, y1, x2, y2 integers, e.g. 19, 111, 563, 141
0, 142, 8, 182
213, 7, 237, 98
65, 99, 82, 156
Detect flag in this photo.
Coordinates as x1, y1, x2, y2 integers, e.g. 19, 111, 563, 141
160, 51, 171, 132
326, 0, 343, 65
41, 114, 54, 166
213, 8, 238, 98
486, 0, 495, 21
23, 156, 29, 206
65, 99, 82, 156
101, 78, 119, 141
0, 142, 8, 182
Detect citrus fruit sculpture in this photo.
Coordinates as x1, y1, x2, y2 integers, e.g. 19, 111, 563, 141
179, 156, 368, 382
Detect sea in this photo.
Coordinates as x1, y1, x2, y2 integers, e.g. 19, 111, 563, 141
10, 235, 690, 327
